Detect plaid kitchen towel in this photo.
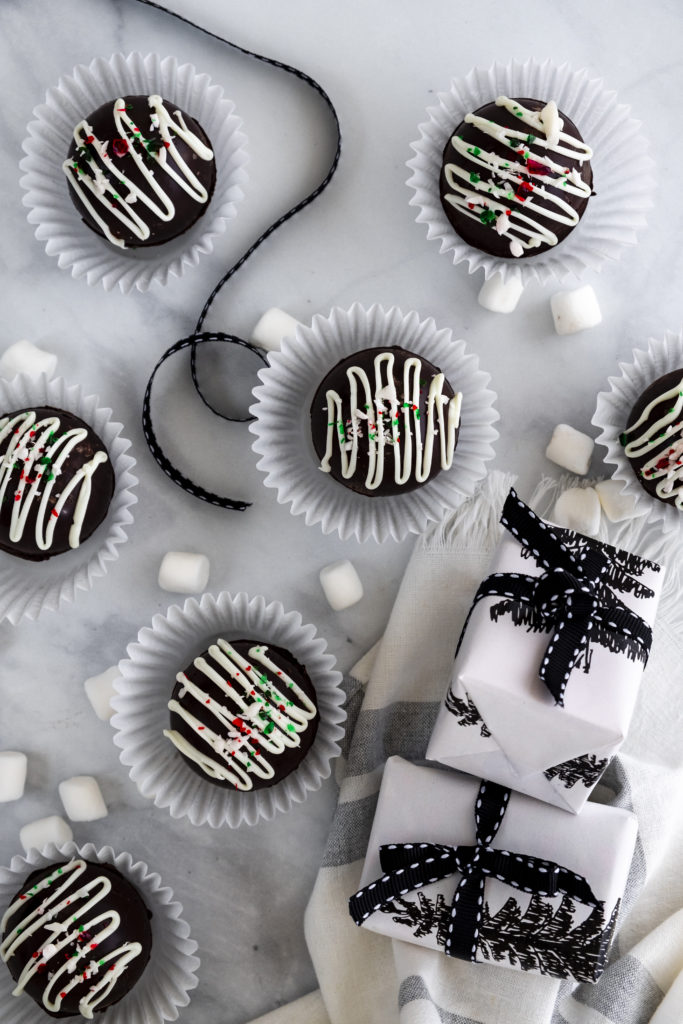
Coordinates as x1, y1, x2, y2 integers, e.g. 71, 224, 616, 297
249, 471, 683, 1024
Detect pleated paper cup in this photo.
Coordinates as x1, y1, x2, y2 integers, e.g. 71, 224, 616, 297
593, 328, 683, 535
0, 841, 199, 1024
0, 374, 137, 625
20, 52, 248, 293
249, 303, 499, 543
407, 57, 654, 285
111, 591, 346, 828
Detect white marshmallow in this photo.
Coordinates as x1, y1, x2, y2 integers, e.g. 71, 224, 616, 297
84, 666, 120, 722
553, 487, 602, 537
478, 272, 524, 314
595, 479, 641, 523
319, 559, 364, 611
20, 815, 73, 854
0, 751, 28, 803
0, 339, 57, 379
59, 775, 108, 822
551, 285, 602, 335
545, 423, 594, 476
250, 308, 302, 353
158, 551, 210, 594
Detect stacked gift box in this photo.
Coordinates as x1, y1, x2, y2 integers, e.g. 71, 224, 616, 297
349, 488, 664, 983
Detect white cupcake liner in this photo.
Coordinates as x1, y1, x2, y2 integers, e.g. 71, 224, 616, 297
0, 374, 137, 625
111, 591, 346, 828
593, 328, 683, 535
407, 57, 654, 285
248, 303, 499, 543
0, 841, 199, 1024
20, 52, 249, 293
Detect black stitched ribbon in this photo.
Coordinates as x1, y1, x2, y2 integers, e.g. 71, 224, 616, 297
349, 779, 600, 962
465, 488, 653, 706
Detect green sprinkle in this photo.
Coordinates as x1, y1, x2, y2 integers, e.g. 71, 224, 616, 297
469, 172, 480, 184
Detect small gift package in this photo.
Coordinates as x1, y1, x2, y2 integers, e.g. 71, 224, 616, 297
426, 489, 664, 812
349, 757, 638, 983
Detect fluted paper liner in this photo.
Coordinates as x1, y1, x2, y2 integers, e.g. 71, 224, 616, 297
593, 328, 683, 535
20, 53, 249, 293
249, 303, 499, 543
407, 58, 654, 285
0, 841, 199, 1024
0, 375, 137, 625
112, 592, 346, 828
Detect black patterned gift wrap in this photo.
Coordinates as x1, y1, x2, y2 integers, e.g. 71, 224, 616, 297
349, 757, 638, 983
426, 489, 663, 813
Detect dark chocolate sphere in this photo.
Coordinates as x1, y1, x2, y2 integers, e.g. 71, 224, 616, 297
0, 406, 115, 560
166, 638, 320, 791
310, 345, 461, 497
622, 368, 683, 510
64, 94, 216, 248
1, 859, 152, 1019
439, 96, 593, 259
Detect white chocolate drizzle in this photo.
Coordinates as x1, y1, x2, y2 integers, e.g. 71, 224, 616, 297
319, 351, 462, 490
63, 95, 214, 248
0, 860, 144, 1020
0, 410, 109, 552
442, 96, 593, 257
164, 641, 318, 790
622, 374, 683, 508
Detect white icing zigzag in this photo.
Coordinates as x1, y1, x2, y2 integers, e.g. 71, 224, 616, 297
0, 409, 109, 552
622, 374, 683, 508
0, 860, 144, 1020
164, 640, 318, 790
320, 350, 462, 490
63, 95, 214, 248
442, 96, 593, 257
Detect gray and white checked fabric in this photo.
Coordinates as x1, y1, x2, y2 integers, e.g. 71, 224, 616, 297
249, 472, 683, 1024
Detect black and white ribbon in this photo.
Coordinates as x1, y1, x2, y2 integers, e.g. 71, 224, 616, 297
457, 489, 653, 706
349, 779, 601, 962
132, 0, 342, 509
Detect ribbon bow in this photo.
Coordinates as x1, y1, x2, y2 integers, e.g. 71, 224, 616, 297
468, 489, 653, 705
349, 779, 600, 962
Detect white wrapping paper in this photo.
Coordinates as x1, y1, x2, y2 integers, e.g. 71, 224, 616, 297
356, 757, 638, 982
249, 303, 499, 543
0, 841, 199, 1024
593, 328, 683, 536
112, 591, 346, 828
427, 521, 664, 812
0, 374, 137, 625
20, 53, 249, 293
407, 58, 654, 285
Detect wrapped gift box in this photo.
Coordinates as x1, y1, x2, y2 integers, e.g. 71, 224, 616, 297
350, 756, 638, 983
426, 489, 664, 812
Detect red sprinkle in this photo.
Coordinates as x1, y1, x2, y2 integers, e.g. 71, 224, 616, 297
112, 138, 129, 158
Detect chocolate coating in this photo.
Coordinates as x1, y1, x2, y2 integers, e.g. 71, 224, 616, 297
439, 97, 593, 259
168, 639, 320, 791
623, 368, 683, 508
65, 94, 216, 248
0, 406, 115, 561
310, 345, 460, 497
1, 860, 152, 1019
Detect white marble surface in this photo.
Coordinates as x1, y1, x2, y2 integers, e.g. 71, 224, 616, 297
0, 1, 682, 1020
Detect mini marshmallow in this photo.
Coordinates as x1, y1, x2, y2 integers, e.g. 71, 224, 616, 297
158, 551, 210, 594
59, 775, 108, 822
84, 666, 120, 722
0, 339, 57, 379
250, 308, 302, 353
553, 487, 602, 536
545, 423, 594, 476
595, 479, 641, 523
20, 815, 73, 854
0, 751, 28, 803
319, 559, 364, 611
478, 272, 524, 314
551, 285, 602, 335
